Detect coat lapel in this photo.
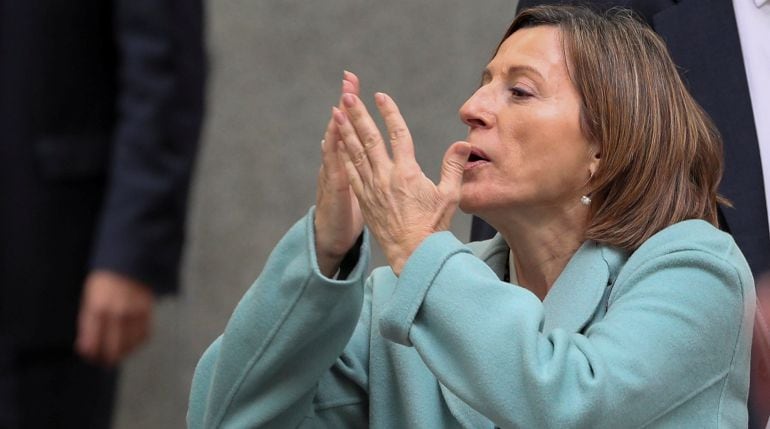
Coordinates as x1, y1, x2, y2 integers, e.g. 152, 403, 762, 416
473, 236, 626, 333
443, 238, 625, 427
470, 233, 511, 280
542, 242, 625, 333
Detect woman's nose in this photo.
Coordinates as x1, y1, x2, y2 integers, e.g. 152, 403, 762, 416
459, 87, 493, 129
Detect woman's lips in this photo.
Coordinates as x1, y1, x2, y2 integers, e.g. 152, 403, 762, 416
465, 148, 490, 171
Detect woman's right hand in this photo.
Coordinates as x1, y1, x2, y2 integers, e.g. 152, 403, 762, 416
314, 71, 364, 277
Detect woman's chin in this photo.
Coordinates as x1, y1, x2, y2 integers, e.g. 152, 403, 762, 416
458, 194, 487, 215
459, 183, 516, 216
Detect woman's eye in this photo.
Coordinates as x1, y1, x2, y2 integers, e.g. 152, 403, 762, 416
509, 87, 533, 98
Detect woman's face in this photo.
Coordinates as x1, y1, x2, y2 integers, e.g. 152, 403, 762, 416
458, 25, 599, 219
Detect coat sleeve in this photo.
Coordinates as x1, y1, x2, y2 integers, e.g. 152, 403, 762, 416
89, 0, 206, 294
188, 208, 371, 429
379, 231, 753, 428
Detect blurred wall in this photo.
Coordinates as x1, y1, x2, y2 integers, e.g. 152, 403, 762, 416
113, 0, 518, 427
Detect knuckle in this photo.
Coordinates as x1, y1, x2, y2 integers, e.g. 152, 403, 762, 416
373, 171, 389, 186
352, 150, 367, 166
389, 126, 408, 142
444, 158, 465, 174
363, 133, 381, 150
400, 168, 420, 181
445, 192, 460, 205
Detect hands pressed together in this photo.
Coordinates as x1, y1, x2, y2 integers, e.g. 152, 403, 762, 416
315, 71, 471, 277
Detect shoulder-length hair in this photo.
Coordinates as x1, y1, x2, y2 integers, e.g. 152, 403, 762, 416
499, 5, 726, 251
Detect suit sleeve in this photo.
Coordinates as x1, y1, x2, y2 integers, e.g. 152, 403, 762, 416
188, 208, 371, 429
379, 231, 752, 428
89, 0, 206, 294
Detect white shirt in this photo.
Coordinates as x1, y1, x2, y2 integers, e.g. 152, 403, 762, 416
733, 0, 770, 237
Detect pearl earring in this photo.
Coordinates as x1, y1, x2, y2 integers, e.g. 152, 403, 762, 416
581, 170, 594, 206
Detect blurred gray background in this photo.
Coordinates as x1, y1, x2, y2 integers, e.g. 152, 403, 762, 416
113, 1, 517, 427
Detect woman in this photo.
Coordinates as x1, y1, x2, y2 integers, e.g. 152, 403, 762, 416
188, 5, 755, 428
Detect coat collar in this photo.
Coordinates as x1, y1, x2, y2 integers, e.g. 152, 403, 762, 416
441, 236, 629, 427
542, 241, 627, 333
473, 234, 628, 333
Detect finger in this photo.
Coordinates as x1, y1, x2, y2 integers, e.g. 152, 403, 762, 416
103, 314, 126, 367
341, 93, 392, 172
323, 70, 361, 163
342, 70, 360, 95
374, 92, 416, 167
130, 302, 152, 348
334, 106, 375, 184
438, 141, 472, 201
321, 72, 356, 171
75, 305, 103, 363
321, 111, 344, 175
118, 314, 148, 364
337, 138, 365, 199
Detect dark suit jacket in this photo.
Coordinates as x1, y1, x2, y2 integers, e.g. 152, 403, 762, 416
0, 0, 205, 348
471, 0, 769, 426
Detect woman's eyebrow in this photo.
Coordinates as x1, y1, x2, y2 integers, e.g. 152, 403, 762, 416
480, 65, 545, 85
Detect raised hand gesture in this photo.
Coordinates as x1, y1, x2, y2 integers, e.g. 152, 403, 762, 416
333, 83, 471, 275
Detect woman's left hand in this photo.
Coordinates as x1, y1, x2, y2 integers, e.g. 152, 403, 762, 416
333, 90, 470, 275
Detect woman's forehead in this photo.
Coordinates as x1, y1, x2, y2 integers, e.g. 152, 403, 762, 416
487, 26, 568, 79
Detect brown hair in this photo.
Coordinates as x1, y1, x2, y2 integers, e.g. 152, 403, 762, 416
499, 5, 726, 251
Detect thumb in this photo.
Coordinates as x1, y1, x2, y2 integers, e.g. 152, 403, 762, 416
438, 141, 471, 198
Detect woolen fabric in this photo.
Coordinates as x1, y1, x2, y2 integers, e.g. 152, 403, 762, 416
189, 207, 755, 428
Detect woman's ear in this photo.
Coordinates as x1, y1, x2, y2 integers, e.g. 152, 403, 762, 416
588, 145, 601, 176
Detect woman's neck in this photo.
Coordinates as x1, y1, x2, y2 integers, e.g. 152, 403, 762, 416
489, 206, 588, 300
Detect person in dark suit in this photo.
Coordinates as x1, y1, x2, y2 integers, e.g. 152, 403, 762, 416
470, 0, 769, 427
0, 0, 205, 427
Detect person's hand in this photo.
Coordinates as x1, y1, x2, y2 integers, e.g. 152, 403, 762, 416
334, 90, 471, 275
314, 71, 365, 277
75, 270, 154, 367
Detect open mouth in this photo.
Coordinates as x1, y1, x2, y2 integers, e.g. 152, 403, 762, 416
465, 148, 490, 170
468, 152, 488, 162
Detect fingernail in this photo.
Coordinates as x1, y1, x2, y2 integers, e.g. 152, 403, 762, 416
343, 70, 353, 80
374, 92, 386, 105
342, 93, 355, 108
342, 80, 354, 93
332, 107, 346, 124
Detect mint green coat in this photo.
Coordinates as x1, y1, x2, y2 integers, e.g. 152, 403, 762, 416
188, 208, 755, 428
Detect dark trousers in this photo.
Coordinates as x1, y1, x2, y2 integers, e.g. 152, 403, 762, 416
0, 337, 117, 429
